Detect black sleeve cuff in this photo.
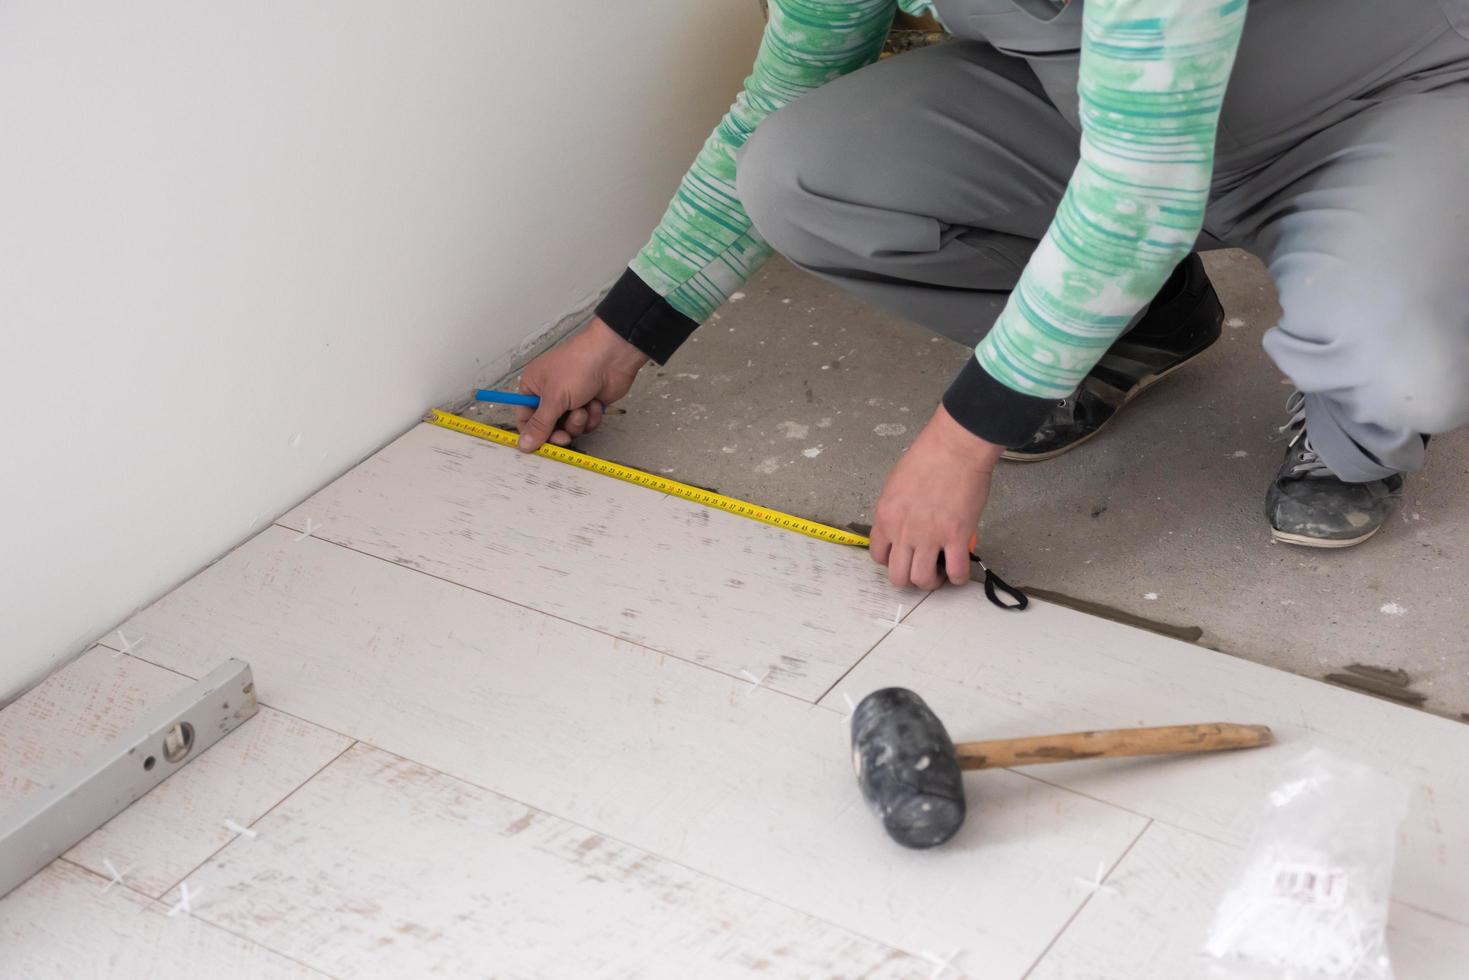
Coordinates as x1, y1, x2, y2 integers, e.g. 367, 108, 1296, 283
594, 268, 700, 365
941, 356, 1059, 448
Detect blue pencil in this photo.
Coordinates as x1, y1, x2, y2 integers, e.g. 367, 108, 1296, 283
474, 389, 541, 408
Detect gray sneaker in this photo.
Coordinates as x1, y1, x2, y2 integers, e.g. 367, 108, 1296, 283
1266, 392, 1404, 549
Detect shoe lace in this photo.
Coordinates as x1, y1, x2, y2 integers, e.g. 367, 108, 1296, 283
1277, 390, 1333, 478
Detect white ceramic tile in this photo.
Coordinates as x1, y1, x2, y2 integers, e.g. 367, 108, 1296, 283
121, 526, 1146, 975
171, 742, 925, 979
275, 421, 915, 700
822, 587, 1469, 922
0, 861, 329, 979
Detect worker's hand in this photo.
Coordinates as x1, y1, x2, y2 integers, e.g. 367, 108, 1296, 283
515, 317, 648, 452
870, 405, 1003, 590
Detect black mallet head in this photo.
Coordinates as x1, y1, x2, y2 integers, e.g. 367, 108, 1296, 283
850, 687, 966, 848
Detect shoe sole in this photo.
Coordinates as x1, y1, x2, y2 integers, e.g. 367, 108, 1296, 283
1270, 526, 1381, 549
1000, 350, 1211, 463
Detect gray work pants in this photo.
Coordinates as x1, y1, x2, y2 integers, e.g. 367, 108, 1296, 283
735, 0, 1469, 481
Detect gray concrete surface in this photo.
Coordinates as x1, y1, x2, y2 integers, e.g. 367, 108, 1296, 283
474, 253, 1468, 722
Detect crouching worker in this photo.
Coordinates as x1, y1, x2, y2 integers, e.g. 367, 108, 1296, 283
515, 0, 1469, 583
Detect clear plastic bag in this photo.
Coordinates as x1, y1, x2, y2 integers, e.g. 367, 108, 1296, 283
1203, 748, 1410, 980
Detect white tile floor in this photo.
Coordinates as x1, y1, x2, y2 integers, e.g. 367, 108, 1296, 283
3, 421, 1467, 979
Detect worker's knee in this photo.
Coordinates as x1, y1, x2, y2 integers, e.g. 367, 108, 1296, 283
735, 109, 805, 257
735, 105, 837, 266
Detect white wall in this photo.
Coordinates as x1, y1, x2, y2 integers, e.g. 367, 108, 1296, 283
0, 2, 764, 703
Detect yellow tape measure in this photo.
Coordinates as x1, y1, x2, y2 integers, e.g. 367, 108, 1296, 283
423, 408, 1027, 610
426, 409, 871, 547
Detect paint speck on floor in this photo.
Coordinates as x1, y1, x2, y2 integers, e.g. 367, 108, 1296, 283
818, 418, 833, 429
1380, 602, 1408, 617
873, 423, 907, 437
1231, 450, 1249, 458
1225, 317, 1246, 328
721, 445, 738, 454
802, 446, 824, 459
730, 291, 746, 302
755, 457, 781, 475
782, 298, 791, 304
778, 421, 811, 440
1143, 592, 1159, 601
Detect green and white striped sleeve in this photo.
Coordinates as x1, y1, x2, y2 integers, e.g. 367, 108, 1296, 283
595, 0, 901, 363
944, 0, 1247, 446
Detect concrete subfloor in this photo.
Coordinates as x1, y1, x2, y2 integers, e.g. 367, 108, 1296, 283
475, 253, 1468, 722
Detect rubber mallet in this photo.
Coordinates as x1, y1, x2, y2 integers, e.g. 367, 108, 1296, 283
850, 688, 1273, 848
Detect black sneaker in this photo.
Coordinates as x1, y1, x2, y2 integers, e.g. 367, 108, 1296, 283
1003, 253, 1224, 462
1266, 392, 1404, 548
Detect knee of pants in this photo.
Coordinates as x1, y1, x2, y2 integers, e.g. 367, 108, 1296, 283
1345, 315, 1469, 435
737, 110, 947, 272
734, 107, 823, 265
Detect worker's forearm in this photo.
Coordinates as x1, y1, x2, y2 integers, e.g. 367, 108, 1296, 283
596, 0, 898, 363
946, 0, 1248, 445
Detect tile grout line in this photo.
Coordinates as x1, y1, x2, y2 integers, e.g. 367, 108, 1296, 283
1004, 770, 1163, 830
1392, 899, 1469, 930
811, 589, 935, 706
90, 642, 199, 681
266, 522, 849, 707
149, 737, 360, 902
1017, 817, 1154, 980
51, 857, 344, 980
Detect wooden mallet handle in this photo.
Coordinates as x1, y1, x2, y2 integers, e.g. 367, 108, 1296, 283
955, 723, 1273, 770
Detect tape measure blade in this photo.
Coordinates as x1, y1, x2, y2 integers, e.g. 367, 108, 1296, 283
427, 410, 870, 549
